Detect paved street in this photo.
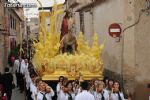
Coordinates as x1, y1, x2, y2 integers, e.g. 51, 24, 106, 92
12, 88, 25, 100
11, 73, 25, 100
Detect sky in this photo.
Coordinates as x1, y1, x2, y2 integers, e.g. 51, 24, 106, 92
17, 0, 65, 18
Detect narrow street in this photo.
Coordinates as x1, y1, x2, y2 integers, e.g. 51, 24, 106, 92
12, 88, 25, 100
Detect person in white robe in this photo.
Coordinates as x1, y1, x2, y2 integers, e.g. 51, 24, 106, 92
57, 76, 65, 100
37, 82, 54, 100
94, 81, 109, 100
13, 56, 25, 91
30, 75, 41, 100
59, 81, 75, 100
22, 59, 31, 90
110, 81, 125, 100
13, 57, 25, 74
75, 81, 95, 100
56, 76, 65, 94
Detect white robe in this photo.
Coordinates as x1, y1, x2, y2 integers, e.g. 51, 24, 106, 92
58, 90, 75, 100
75, 90, 95, 100
30, 82, 38, 100
13, 59, 25, 86
24, 63, 31, 90
13, 59, 25, 74
94, 90, 109, 100
56, 83, 61, 95
110, 92, 125, 100
37, 89, 54, 100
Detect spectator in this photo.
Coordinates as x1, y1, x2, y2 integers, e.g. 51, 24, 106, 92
59, 81, 75, 100
94, 81, 109, 100
110, 81, 125, 100
13, 56, 25, 92
106, 79, 114, 94
75, 81, 95, 100
37, 82, 54, 100
56, 76, 65, 96
2, 68, 14, 100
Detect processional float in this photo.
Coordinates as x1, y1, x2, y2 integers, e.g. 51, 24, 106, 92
33, 0, 104, 80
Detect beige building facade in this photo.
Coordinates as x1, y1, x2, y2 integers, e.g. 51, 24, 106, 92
0, 0, 24, 72
27, 17, 39, 39
66, 0, 150, 99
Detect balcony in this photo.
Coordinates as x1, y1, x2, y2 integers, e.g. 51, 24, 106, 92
68, 0, 94, 8
68, 0, 80, 8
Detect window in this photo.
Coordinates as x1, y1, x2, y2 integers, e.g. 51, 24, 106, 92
14, 19, 16, 30
13, 17, 15, 29
79, 12, 84, 34
11, 17, 16, 30
10, 15, 13, 29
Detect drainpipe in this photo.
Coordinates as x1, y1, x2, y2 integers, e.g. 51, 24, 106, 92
121, 28, 125, 93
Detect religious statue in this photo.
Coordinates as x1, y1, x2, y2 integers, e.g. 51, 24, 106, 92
60, 30, 77, 54
60, 10, 77, 54
60, 10, 70, 41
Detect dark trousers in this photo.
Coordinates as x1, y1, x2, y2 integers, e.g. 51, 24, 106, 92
26, 88, 33, 100
16, 72, 24, 91
15, 72, 20, 87
6, 90, 12, 100
19, 74, 24, 91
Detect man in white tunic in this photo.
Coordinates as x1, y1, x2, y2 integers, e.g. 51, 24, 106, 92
94, 81, 109, 100
22, 59, 30, 90
37, 82, 54, 100
75, 81, 95, 100
13, 56, 25, 92
56, 76, 65, 100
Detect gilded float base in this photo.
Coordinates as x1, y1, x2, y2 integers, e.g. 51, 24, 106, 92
42, 70, 103, 81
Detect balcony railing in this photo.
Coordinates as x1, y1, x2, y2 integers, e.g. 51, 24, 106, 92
68, 0, 94, 8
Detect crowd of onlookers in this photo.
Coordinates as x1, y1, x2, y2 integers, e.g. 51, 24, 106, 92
4, 57, 133, 100
0, 55, 132, 100
0, 56, 134, 100
10, 54, 130, 100
0, 33, 135, 100
54, 76, 132, 100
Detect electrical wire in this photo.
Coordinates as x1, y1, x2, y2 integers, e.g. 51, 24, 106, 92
123, 9, 146, 32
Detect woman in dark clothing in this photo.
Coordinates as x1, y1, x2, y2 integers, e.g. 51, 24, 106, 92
2, 68, 13, 100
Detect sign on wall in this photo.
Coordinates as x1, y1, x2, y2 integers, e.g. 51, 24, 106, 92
108, 23, 122, 37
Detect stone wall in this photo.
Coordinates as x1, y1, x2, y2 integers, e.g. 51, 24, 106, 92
93, 0, 124, 75
121, 0, 136, 98
66, 0, 150, 99
134, 0, 150, 99
0, 34, 4, 73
